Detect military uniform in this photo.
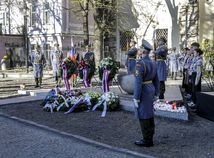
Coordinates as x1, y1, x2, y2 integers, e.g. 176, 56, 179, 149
51, 49, 63, 83
31, 49, 46, 87
133, 40, 159, 147
127, 47, 138, 74
155, 44, 168, 99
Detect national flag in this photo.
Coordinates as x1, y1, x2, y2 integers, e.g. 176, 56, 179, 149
70, 47, 76, 63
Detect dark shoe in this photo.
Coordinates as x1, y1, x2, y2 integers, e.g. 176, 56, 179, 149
134, 139, 153, 147
35, 85, 39, 88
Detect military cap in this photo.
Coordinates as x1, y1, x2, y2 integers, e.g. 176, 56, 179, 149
141, 39, 153, 51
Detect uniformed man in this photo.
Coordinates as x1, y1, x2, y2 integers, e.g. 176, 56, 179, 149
133, 39, 159, 147
154, 37, 168, 100
126, 40, 138, 74
31, 45, 46, 88
50, 43, 63, 84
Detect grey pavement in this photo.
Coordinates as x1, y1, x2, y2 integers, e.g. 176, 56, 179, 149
0, 115, 152, 158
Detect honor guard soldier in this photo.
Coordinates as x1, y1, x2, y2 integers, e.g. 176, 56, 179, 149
133, 39, 159, 147
51, 43, 63, 84
126, 40, 138, 74
31, 45, 46, 88
154, 37, 168, 100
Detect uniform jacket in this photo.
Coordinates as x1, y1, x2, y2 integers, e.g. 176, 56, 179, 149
134, 55, 159, 119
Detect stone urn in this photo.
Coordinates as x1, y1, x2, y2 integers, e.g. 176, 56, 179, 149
117, 72, 135, 94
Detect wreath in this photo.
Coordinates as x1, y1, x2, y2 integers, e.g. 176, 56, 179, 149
78, 60, 96, 81
60, 57, 76, 79
98, 57, 119, 81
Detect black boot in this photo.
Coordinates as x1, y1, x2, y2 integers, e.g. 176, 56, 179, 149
135, 118, 154, 147
55, 76, 58, 84
35, 78, 39, 88
39, 77, 42, 88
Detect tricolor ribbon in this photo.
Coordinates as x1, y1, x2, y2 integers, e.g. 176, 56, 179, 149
102, 68, 110, 93
43, 100, 59, 113
92, 94, 108, 117
83, 66, 90, 87
64, 97, 83, 114
62, 64, 70, 90
56, 95, 70, 111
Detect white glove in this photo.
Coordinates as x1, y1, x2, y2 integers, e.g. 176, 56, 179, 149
133, 99, 139, 108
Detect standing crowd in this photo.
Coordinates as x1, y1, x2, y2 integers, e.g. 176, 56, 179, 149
127, 38, 203, 147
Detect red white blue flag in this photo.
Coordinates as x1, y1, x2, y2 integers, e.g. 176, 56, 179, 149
70, 47, 76, 63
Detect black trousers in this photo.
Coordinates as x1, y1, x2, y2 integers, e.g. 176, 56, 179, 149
191, 72, 201, 104
139, 118, 155, 142
159, 81, 165, 99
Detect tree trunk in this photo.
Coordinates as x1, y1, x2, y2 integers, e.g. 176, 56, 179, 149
83, 0, 89, 45
94, 23, 103, 65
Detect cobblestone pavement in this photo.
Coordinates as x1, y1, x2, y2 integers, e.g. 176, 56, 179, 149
0, 116, 148, 158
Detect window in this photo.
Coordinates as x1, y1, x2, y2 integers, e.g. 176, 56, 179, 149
43, 2, 50, 24
31, 1, 37, 26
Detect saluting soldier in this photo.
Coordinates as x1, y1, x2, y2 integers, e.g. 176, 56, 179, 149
31, 45, 46, 88
50, 43, 63, 84
133, 39, 159, 147
126, 40, 138, 74
154, 37, 168, 100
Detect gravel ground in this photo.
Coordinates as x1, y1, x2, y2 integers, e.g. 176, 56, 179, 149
0, 101, 213, 158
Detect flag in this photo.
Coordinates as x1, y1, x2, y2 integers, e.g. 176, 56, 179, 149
70, 47, 76, 63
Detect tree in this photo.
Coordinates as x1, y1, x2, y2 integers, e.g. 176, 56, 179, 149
70, 0, 90, 46
164, 0, 179, 49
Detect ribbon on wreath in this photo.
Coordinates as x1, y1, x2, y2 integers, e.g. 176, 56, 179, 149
92, 94, 108, 117
43, 100, 59, 113
102, 68, 110, 93
41, 89, 57, 106
64, 97, 83, 114
62, 64, 70, 90
56, 95, 70, 111
83, 66, 90, 87
64, 93, 92, 114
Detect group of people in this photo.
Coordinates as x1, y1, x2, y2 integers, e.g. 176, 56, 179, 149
31, 43, 95, 88
126, 38, 203, 147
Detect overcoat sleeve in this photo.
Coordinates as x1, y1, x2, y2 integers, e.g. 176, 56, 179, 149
133, 61, 144, 101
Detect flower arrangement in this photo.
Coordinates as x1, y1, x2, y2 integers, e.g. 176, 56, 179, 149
78, 60, 95, 81
61, 57, 76, 79
154, 100, 187, 113
92, 92, 120, 117
98, 57, 119, 81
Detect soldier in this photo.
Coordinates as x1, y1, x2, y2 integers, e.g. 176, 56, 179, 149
50, 43, 63, 84
133, 39, 159, 147
126, 40, 138, 74
31, 45, 46, 88
154, 37, 168, 100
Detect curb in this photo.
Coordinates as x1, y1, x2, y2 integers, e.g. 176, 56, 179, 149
0, 112, 156, 158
